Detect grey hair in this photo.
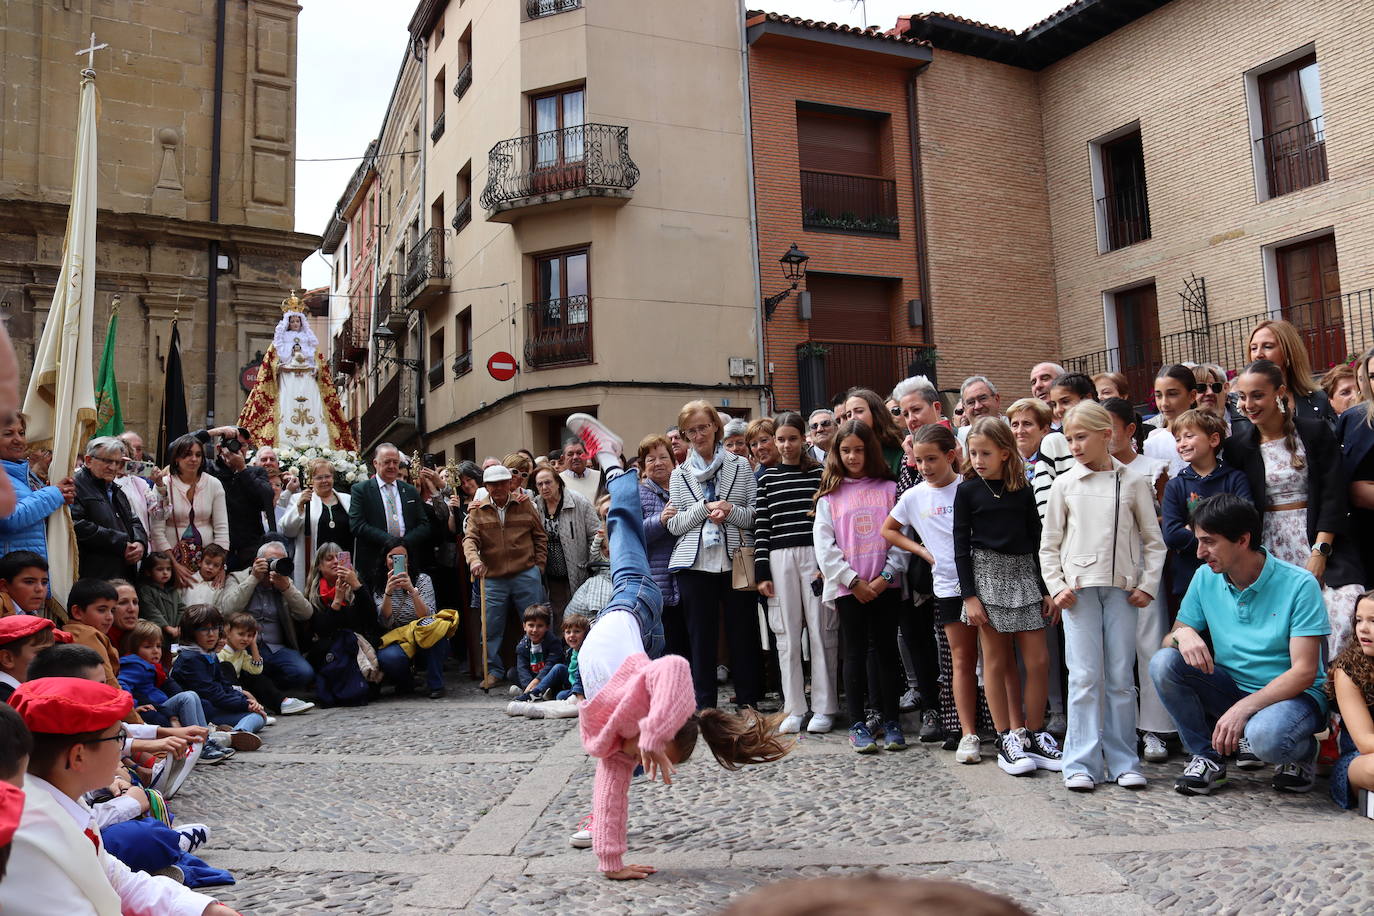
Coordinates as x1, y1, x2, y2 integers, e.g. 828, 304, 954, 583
807, 408, 833, 421
85, 436, 127, 458
256, 539, 288, 558
891, 374, 940, 405
723, 418, 748, 439
1033, 361, 1067, 377
374, 443, 400, 459
960, 375, 998, 399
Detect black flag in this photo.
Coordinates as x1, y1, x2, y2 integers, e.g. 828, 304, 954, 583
157, 322, 189, 464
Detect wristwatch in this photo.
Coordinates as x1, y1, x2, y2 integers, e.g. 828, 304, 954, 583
880, 570, 895, 584
1310, 542, 1332, 558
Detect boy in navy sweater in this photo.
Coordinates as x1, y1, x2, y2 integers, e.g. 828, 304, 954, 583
510, 604, 567, 701
1162, 409, 1253, 597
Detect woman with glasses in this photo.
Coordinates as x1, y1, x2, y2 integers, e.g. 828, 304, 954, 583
532, 464, 600, 620
280, 456, 353, 591
71, 437, 149, 582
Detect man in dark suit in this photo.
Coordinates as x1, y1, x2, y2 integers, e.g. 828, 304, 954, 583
348, 442, 433, 589
71, 436, 148, 582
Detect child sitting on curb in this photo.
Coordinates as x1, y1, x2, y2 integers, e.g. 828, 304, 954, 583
508, 604, 567, 702
507, 613, 589, 719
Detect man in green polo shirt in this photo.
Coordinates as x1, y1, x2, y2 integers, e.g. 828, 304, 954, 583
1149, 494, 1329, 797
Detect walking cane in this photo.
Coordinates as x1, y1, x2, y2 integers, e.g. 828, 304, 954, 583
479, 576, 490, 692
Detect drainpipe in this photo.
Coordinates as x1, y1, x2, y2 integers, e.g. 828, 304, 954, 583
206, 0, 227, 425
906, 63, 935, 359
738, 0, 769, 417
414, 36, 428, 448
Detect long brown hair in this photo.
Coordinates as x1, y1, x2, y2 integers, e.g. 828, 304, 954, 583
772, 411, 819, 471
673, 707, 793, 770
1327, 591, 1374, 705
1251, 319, 1316, 397
1240, 359, 1304, 470
844, 388, 904, 450
961, 417, 1026, 491
814, 419, 894, 506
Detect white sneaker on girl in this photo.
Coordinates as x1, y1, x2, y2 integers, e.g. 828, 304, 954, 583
955, 733, 981, 764
778, 715, 803, 734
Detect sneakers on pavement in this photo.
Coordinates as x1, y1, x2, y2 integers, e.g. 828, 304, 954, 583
163, 743, 202, 799
569, 814, 593, 849
175, 824, 210, 854
1142, 732, 1169, 762
1116, 771, 1147, 789
1020, 728, 1064, 772
1064, 773, 1096, 792
899, 688, 919, 712
778, 715, 804, 735
997, 731, 1036, 776
1273, 747, 1318, 793
881, 721, 907, 751
1175, 755, 1228, 796
228, 731, 262, 752
280, 697, 314, 715
849, 723, 879, 754
565, 413, 625, 473
508, 685, 523, 698
200, 742, 234, 763
864, 709, 882, 737
918, 709, 941, 743
955, 733, 982, 764
506, 700, 533, 717
942, 733, 960, 752
806, 713, 833, 734
1235, 737, 1264, 770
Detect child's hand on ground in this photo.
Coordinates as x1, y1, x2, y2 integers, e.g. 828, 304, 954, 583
640, 747, 675, 785
604, 865, 657, 880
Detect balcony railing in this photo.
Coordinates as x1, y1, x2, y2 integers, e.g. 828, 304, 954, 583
801, 171, 898, 237
1095, 183, 1151, 251
481, 123, 639, 216
431, 112, 446, 143
403, 227, 448, 306
1259, 116, 1327, 199
451, 196, 472, 234
332, 315, 369, 371
796, 340, 937, 414
525, 295, 592, 368
1064, 286, 1374, 400
527, 0, 581, 18
453, 60, 472, 100
453, 350, 473, 378
359, 370, 417, 453
377, 273, 404, 331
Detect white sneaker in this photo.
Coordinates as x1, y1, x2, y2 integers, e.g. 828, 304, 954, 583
163, 743, 202, 799
569, 814, 594, 849
807, 713, 834, 734
1064, 773, 1096, 792
207, 732, 231, 748
955, 733, 982, 764
279, 698, 314, 715
716, 665, 729, 684
565, 413, 625, 472
899, 687, 919, 711
1142, 732, 1168, 762
263, 716, 277, 727
778, 715, 804, 735
506, 701, 532, 717
175, 823, 210, 853
1117, 771, 1147, 789
509, 685, 523, 698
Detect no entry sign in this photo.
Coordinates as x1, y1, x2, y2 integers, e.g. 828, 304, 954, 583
487, 351, 518, 381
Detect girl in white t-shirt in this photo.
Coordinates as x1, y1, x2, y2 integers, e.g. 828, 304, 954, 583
882, 424, 982, 765
1142, 365, 1199, 479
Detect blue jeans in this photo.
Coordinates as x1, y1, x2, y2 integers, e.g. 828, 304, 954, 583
1062, 586, 1140, 781
600, 469, 664, 659
481, 566, 546, 679
261, 645, 314, 690
159, 690, 208, 728
377, 637, 450, 692
520, 662, 569, 699
1148, 647, 1323, 765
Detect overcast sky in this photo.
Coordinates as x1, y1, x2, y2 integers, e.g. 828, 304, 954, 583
294, 0, 1065, 288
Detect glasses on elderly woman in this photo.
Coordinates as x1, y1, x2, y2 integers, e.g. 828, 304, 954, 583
1192, 382, 1224, 394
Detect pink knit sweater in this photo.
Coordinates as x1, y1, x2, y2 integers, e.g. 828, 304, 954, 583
578, 653, 695, 873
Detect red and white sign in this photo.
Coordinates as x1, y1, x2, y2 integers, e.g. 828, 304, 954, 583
487, 351, 518, 381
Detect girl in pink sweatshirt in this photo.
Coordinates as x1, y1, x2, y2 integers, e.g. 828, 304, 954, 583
565, 414, 792, 880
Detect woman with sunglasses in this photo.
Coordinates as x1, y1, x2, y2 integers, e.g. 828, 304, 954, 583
1190, 363, 1239, 433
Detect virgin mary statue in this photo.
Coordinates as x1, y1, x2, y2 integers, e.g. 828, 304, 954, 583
238, 293, 357, 452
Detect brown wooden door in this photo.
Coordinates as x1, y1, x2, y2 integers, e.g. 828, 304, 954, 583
1114, 283, 1161, 403
1259, 56, 1326, 196
1277, 235, 1345, 368
805, 273, 899, 398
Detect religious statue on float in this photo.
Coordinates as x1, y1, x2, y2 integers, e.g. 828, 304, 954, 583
238, 291, 358, 452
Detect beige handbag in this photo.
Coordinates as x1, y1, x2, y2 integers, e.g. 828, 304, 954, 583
732, 546, 758, 591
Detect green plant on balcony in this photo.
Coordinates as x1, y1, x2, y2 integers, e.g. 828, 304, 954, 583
798, 342, 830, 358
803, 207, 899, 235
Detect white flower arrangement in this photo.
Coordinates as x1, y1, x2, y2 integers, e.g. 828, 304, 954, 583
267, 445, 368, 492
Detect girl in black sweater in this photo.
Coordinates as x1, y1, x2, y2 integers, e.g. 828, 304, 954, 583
954, 418, 1060, 776
754, 412, 833, 736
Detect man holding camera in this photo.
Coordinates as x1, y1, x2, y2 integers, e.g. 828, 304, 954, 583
70, 436, 147, 581
220, 535, 316, 695
192, 426, 276, 572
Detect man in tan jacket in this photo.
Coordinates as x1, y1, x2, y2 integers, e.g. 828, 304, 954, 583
463, 465, 547, 688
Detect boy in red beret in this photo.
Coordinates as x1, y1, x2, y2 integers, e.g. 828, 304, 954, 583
0, 703, 30, 881
0, 615, 60, 702
1, 678, 238, 915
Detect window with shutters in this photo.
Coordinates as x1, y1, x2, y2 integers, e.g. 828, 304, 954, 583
801, 273, 907, 403
1089, 123, 1151, 253
796, 105, 898, 237
1247, 48, 1327, 200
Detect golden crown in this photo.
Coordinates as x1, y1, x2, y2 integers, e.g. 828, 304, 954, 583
281, 289, 303, 314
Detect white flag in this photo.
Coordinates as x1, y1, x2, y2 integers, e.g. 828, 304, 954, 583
22, 70, 99, 605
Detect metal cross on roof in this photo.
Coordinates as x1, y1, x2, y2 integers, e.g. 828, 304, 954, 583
76, 33, 109, 70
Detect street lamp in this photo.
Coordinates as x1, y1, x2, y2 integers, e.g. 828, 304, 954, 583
764, 243, 809, 320
372, 325, 422, 370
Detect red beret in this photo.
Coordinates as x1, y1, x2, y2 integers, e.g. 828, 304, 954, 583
0, 781, 22, 847
0, 615, 54, 645
52, 628, 73, 644
8, 678, 132, 734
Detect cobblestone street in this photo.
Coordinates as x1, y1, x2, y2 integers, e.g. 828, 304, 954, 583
173, 677, 1372, 915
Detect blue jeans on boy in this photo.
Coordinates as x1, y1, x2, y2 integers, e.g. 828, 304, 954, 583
600, 469, 665, 659
377, 637, 450, 692
1148, 647, 1324, 765
519, 662, 569, 699
160, 690, 209, 728
481, 566, 546, 680
1062, 586, 1140, 781
260, 645, 314, 690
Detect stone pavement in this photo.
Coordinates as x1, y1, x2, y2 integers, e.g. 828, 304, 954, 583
172, 677, 1373, 915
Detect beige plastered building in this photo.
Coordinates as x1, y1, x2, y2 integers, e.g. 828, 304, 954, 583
0, 0, 319, 440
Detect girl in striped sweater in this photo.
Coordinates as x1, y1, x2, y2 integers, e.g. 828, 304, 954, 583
563, 414, 792, 879
756, 412, 832, 736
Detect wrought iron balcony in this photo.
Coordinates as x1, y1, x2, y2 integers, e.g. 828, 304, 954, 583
453, 350, 473, 378
359, 370, 417, 453
527, 0, 581, 18
1095, 183, 1151, 251
453, 60, 472, 101
451, 196, 472, 234
403, 227, 448, 308
795, 340, 936, 414
525, 295, 592, 368
1258, 116, 1327, 199
430, 112, 445, 143
377, 273, 405, 331
332, 315, 369, 372
481, 123, 639, 221
801, 171, 898, 237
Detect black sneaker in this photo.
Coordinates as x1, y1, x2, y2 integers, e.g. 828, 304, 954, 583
1175, 755, 1228, 796
1234, 737, 1264, 770
918, 708, 941, 743
1273, 747, 1318, 793
996, 731, 1036, 776
1021, 727, 1064, 772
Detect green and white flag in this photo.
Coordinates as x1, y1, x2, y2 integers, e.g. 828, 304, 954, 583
94, 302, 123, 437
